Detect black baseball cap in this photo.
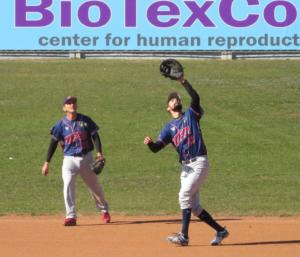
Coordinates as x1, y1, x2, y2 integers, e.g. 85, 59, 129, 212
166, 92, 181, 105
63, 96, 77, 105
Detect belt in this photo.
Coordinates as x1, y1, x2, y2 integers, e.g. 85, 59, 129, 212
72, 152, 88, 157
181, 156, 202, 165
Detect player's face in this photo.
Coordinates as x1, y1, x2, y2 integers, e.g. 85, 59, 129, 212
168, 98, 182, 112
64, 101, 77, 113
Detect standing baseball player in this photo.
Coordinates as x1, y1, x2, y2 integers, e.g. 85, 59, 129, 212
41, 96, 111, 226
144, 60, 229, 246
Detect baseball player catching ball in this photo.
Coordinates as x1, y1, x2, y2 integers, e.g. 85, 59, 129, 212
144, 59, 229, 246
41, 96, 111, 226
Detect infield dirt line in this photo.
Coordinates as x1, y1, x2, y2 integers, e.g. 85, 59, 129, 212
1, 215, 300, 257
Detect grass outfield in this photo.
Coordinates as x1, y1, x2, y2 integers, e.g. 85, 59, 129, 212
0, 59, 299, 216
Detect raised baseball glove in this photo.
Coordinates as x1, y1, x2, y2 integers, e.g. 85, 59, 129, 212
160, 59, 184, 80
90, 158, 105, 175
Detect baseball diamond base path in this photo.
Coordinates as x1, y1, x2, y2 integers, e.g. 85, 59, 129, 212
1, 215, 300, 257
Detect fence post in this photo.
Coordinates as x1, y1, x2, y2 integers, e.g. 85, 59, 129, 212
221, 51, 234, 60
69, 51, 85, 59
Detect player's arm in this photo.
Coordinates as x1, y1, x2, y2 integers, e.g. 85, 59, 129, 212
144, 125, 171, 153
92, 132, 105, 160
42, 138, 59, 176
144, 136, 164, 153
178, 78, 204, 117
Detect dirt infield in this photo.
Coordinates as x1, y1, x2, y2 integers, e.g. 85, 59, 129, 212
1, 215, 300, 257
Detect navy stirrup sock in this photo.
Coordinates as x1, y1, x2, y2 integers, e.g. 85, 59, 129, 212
198, 209, 224, 232
181, 208, 192, 238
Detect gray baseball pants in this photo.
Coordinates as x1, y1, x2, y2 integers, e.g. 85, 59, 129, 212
62, 152, 109, 218
179, 155, 209, 216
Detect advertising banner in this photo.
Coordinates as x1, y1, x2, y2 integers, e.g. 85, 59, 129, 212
1, 0, 300, 50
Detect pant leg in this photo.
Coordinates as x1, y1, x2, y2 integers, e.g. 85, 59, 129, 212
79, 153, 109, 213
179, 156, 209, 214
191, 189, 201, 216
62, 156, 80, 219
190, 156, 209, 216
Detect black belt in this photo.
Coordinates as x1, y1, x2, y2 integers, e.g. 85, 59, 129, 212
72, 152, 88, 157
181, 156, 202, 165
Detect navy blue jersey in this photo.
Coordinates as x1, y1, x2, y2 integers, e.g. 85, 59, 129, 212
50, 113, 99, 156
158, 107, 207, 162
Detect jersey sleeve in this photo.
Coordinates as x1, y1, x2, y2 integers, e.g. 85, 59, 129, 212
86, 116, 99, 135
157, 124, 172, 146
188, 106, 204, 121
50, 121, 63, 141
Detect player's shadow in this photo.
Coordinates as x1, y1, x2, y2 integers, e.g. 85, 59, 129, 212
225, 240, 300, 246
123, 217, 240, 225
77, 219, 181, 226
78, 217, 240, 227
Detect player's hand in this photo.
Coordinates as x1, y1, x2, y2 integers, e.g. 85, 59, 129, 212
177, 77, 186, 83
144, 136, 153, 145
42, 162, 49, 176
96, 152, 106, 163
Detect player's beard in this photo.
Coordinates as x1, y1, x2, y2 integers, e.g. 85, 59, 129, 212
173, 104, 182, 112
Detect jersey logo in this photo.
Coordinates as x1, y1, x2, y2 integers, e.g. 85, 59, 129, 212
173, 126, 190, 147
172, 126, 196, 147
65, 131, 88, 144
65, 127, 69, 131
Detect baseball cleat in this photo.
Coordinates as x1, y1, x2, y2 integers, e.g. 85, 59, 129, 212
167, 233, 189, 246
211, 228, 229, 246
102, 212, 111, 223
64, 218, 77, 226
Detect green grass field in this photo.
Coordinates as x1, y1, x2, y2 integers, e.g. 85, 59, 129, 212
0, 59, 299, 216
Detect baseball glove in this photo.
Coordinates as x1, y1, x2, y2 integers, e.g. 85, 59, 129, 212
160, 59, 184, 80
90, 158, 105, 175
